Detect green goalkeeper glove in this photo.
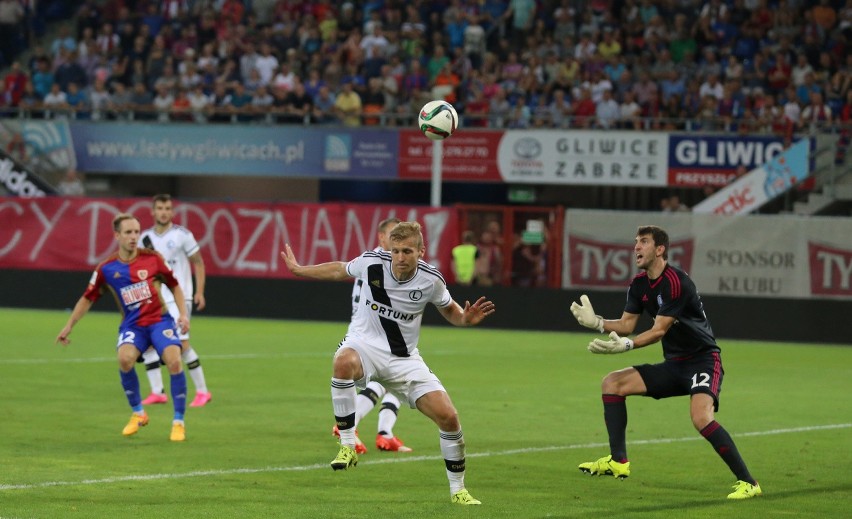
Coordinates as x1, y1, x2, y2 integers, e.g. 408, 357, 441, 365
588, 332, 634, 354
570, 294, 604, 332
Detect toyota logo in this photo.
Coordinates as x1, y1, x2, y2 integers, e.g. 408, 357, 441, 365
514, 138, 542, 159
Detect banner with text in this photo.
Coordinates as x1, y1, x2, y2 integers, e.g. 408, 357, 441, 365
667, 134, 787, 187
0, 150, 58, 197
398, 129, 503, 181
0, 198, 457, 278
70, 123, 399, 178
400, 129, 670, 186
563, 209, 852, 300
692, 139, 810, 214
497, 130, 669, 186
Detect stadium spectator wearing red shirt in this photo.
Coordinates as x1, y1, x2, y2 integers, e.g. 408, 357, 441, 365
221, 0, 245, 26
767, 52, 792, 93
572, 87, 597, 127
2, 61, 27, 107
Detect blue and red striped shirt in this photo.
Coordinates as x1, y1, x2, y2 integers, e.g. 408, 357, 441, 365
83, 249, 180, 328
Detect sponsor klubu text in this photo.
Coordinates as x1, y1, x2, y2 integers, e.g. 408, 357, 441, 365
0, 158, 46, 197
716, 277, 783, 294
85, 139, 302, 163
706, 250, 795, 268
706, 248, 795, 295
0, 198, 457, 278
674, 140, 784, 166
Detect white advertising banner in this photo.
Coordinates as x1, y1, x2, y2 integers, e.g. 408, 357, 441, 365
692, 139, 810, 214
563, 209, 852, 300
497, 130, 669, 186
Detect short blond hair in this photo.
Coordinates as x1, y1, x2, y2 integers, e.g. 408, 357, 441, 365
112, 213, 137, 232
388, 221, 423, 249
378, 217, 401, 233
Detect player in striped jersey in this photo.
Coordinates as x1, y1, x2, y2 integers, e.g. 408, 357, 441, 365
139, 194, 212, 408
332, 217, 413, 453
571, 225, 761, 500
281, 221, 495, 505
56, 213, 190, 441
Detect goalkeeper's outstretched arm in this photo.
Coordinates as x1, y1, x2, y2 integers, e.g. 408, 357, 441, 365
600, 311, 640, 338
588, 313, 676, 354
621, 314, 675, 350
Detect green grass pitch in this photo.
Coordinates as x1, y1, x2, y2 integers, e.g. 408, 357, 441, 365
1, 307, 850, 518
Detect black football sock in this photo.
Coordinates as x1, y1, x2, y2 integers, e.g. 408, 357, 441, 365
700, 421, 756, 484
603, 394, 628, 462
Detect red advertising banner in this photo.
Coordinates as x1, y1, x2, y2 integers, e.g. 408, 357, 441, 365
808, 242, 852, 297
567, 234, 695, 288
0, 198, 458, 279
398, 129, 503, 181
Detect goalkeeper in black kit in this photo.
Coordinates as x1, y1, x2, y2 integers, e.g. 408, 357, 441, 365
571, 225, 761, 500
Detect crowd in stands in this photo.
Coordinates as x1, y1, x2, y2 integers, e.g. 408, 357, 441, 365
1, 0, 851, 139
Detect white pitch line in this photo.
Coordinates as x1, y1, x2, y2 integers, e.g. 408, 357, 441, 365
0, 350, 470, 365
0, 352, 328, 365
1, 423, 848, 491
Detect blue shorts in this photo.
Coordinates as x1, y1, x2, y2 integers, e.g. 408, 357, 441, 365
116, 320, 182, 356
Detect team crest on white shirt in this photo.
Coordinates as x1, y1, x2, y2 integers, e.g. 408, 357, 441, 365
140, 224, 200, 304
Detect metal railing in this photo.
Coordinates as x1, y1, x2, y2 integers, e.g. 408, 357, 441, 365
1, 105, 848, 136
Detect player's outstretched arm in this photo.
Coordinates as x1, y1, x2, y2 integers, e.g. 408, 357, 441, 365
587, 315, 675, 354
280, 244, 350, 281
55, 297, 94, 346
439, 296, 496, 327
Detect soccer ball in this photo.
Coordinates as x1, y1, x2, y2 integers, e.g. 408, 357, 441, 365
418, 100, 458, 141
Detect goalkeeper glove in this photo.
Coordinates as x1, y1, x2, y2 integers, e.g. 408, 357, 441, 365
570, 294, 604, 332
588, 331, 634, 354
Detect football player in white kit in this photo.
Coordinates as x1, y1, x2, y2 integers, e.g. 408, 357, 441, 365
281, 221, 495, 505
139, 194, 212, 407
332, 217, 413, 454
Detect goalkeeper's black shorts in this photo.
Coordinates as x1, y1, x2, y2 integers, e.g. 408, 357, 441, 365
634, 352, 724, 411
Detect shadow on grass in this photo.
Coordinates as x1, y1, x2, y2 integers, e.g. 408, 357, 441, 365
615, 483, 852, 514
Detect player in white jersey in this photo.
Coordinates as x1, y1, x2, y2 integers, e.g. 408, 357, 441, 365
139, 194, 212, 408
281, 221, 495, 505
332, 217, 412, 454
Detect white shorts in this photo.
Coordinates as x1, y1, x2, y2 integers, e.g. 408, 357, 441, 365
166, 299, 192, 341
338, 336, 445, 408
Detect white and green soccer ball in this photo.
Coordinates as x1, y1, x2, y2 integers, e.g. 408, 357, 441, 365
418, 100, 458, 141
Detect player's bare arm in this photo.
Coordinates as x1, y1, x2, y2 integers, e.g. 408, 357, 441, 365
280, 244, 351, 280
601, 311, 641, 337
55, 296, 94, 345
438, 296, 496, 327
190, 251, 206, 311
170, 283, 191, 334
628, 314, 675, 349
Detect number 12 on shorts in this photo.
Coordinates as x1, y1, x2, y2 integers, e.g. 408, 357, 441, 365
691, 372, 711, 388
